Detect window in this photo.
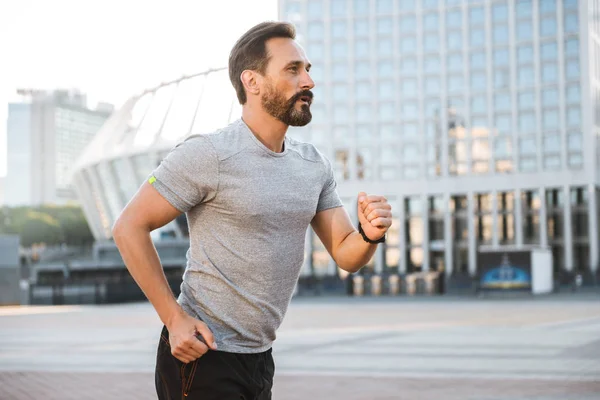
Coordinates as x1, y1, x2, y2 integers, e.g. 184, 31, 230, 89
519, 137, 537, 155
471, 72, 486, 91
423, 13, 439, 31
401, 37, 417, 54
543, 134, 560, 153
470, 7, 484, 24
425, 77, 440, 95
378, 81, 394, 99
400, 15, 417, 33
403, 104, 418, 118
564, 14, 578, 34
380, 103, 395, 121
424, 57, 440, 73
307, 22, 324, 40
307, 1, 322, 17
494, 49, 509, 67
567, 107, 581, 127
516, 0, 532, 18
495, 114, 511, 135
518, 67, 534, 86
402, 58, 418, 74
565, 38, 579, 56
568, 133, 582, 151
542, 88, 558, 107
471, 95, 487, 114
541, 42, 558, 60
354, 0, 369, 13
519, 112, 536, 133
471, 52, 486, 70
398, 0, 415, 11
448, 75, 464, 92
519, 91, 535, 109
333, 85, 349, 100
518, 45, 534, 64
540, 17, 557, 37
494, 26, 509, 44
542, 64, 558, 83
356, 104, 371, 122
402, 123, 418, 140
447, 54, 462, 71
377, 18, 393, 35
379, 61, 394, 77
402, 79, 418, 97
517, 22, 533, 41
495, 69, 510, 89
354, 20, 369, 37
331, 0, 346, 16
332, 42, 348, 59
424, 34, 440, 53
448, 31, 462, 50
447, 9, 462, 28
332, 64, 348, 81
377, 0, 393, 14
470, 29, 485, 47
566, 60, 580, 79
566, 84, 580, 104
495, 93, 510, 111
332, 21, 347, 39
493, 3, 508, 22
355, 40, 369, 58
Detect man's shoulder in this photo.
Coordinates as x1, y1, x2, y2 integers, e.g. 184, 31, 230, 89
286, 136, 328, 165
187, 120, 249, 161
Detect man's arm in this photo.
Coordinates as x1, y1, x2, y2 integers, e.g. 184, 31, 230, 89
311, 192, 392, 273
112, 182, 217, 362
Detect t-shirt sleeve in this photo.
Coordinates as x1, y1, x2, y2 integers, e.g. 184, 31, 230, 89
148, 135, 219, 213
316, 156, 343, 213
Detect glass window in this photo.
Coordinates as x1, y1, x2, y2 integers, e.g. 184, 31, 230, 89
470, 7, 484, 24
332, 64, 348, 81
424, 13, 439, 30
495, 69, 510, 89
564, 13, 578, 34
540, 17, 557, 37
495, 93, 510, 111
401, 37, 417, 54
354, 0, 369, 13
378, 39, 393, 57
332, 42, 348, 58
566, 84, 580, 104
542, 88, 558, 107
448, 75, 464, 92
519, 112, 536, 132
424, 56, 440, 73
520, 158, 537, 171
518, 66, 534, 86
568, 133, 582, 151
378, 18, 393, 35
567, 107, 581, 127
334, 105, 349, 123
540, 0, 556, 14
447, 54, 462, 71
309, 43, 324, 61
541, 42, 558, 60
495, 114, 511, 134
569, 153, 583, 169
471, 52, 486, 69
447, 9, 462, 28
402, 123, 418, 140
519, 91, 535, 109
470, 28, 485, 47
379, 61, 394, 77
403, 144, 420, 163
355, 19, 369, 37
398, 0, 416, 11
563, 0, 577, 11
379, 81, 394, 99
494, 137, 512, 157
402, 79, 418, 97
425, 98, 441, 116
331, 0, 347, 16
400, 15, 417, 33
471, 72, 486, 91
519, 137, 536, 155
518, 45, 534, 64
332, 21, 347, 39
543, 110, 559, 130
544, 155, 561, 170
402, 58, 418, 74
494, 49, 509, 66
517, 22, 533, 41
355, 82, 371, 101
355, 39, 369, 58
403, 104, 418, 118
380, 103, 395, 120
543, 134, 560, 153
424, 34, 440, 52
516, 0, 532, 18
447, 31, 462, 50
308, 1, 323, 17
471, 95, 487, 114
425, 77, 440, 95
356, 103, 372, 122
494, 25, 509, 44
307, 22, 324, 40
333, 85, 349, 100
542, 64, 558, 83
355, 61, 370, 79
380, 125, 397, 141
493, 3, 508, 21
565, 38, 579, 56
377, 0, 393, 14
566, 60, 580, 79
310, 64, 324, 82
423, 0, 438, 8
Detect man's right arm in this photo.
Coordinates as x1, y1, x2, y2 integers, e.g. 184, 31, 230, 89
112, 181, 217, 362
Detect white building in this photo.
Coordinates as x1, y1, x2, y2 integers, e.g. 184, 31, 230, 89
5, 90, 113, 206
278, 0, 599, 284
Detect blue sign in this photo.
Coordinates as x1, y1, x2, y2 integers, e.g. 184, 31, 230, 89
478, 251, 531, 290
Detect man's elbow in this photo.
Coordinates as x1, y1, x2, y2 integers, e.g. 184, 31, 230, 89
336, 261, 363, 274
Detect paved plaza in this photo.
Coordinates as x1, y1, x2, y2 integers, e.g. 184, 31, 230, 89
1, 294, 600, 399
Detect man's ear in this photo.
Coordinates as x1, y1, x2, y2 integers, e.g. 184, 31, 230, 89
241, 70, 261, 97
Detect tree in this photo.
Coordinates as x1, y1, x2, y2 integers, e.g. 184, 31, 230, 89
20, 211, 64, 247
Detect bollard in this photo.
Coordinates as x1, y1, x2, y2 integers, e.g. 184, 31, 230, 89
371, 275, 382, 296
353, 275, 365, 297
425, 272, 438, 295
406, 275, 416, 296
388, 275, 400, 295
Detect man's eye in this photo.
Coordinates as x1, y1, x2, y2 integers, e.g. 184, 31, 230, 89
289, 67, 298, 73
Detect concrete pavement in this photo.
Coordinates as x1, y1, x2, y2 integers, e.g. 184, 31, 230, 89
1, 294, 599, 399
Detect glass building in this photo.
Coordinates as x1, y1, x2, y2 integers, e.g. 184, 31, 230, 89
5, 90, 113, 206
279, 0, 600, 284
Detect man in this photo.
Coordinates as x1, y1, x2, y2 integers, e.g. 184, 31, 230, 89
112, 21, 392, 399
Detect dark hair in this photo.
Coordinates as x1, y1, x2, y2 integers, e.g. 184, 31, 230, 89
229, 21, 296, 104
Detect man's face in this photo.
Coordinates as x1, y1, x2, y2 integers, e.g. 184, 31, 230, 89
259, 38, 315, 127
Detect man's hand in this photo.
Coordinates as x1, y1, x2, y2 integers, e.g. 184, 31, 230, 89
166, 310, 218, 363
357, 192, 392, 241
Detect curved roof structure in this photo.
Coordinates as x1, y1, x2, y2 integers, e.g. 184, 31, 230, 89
72, 68, 241, 240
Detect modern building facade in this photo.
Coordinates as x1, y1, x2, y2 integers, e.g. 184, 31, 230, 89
4, 90, 113, 206
279, 0, 599, 284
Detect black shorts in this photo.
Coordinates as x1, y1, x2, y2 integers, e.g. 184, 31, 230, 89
155, 326, 274, 400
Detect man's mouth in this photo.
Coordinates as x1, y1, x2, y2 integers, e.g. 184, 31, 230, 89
298, 95, 312, 105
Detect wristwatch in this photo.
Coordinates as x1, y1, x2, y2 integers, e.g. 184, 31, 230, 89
358, 223, 386, 244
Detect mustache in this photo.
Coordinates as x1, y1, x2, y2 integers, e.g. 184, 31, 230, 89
289, 90, 314, 104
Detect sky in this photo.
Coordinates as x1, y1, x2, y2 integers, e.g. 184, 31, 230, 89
0, 0, 278, 177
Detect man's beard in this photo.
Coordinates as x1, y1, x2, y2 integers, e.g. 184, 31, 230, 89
261, 83, 313, 127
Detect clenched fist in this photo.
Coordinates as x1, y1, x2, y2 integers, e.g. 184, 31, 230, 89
357, 192, 392, 242
167, 310, 218, 363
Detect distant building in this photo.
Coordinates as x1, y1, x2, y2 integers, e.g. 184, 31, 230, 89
5, 89, 113, 206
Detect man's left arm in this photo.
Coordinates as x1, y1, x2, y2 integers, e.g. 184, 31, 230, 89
310, 192, 393, 273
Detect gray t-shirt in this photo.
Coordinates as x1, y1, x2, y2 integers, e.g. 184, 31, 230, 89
150, 118, 342, 353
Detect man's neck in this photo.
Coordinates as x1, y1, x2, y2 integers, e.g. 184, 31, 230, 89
241, 105, 288, 153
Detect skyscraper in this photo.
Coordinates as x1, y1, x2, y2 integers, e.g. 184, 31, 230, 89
5, 89, 113, 206
279, 0, 598, 284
